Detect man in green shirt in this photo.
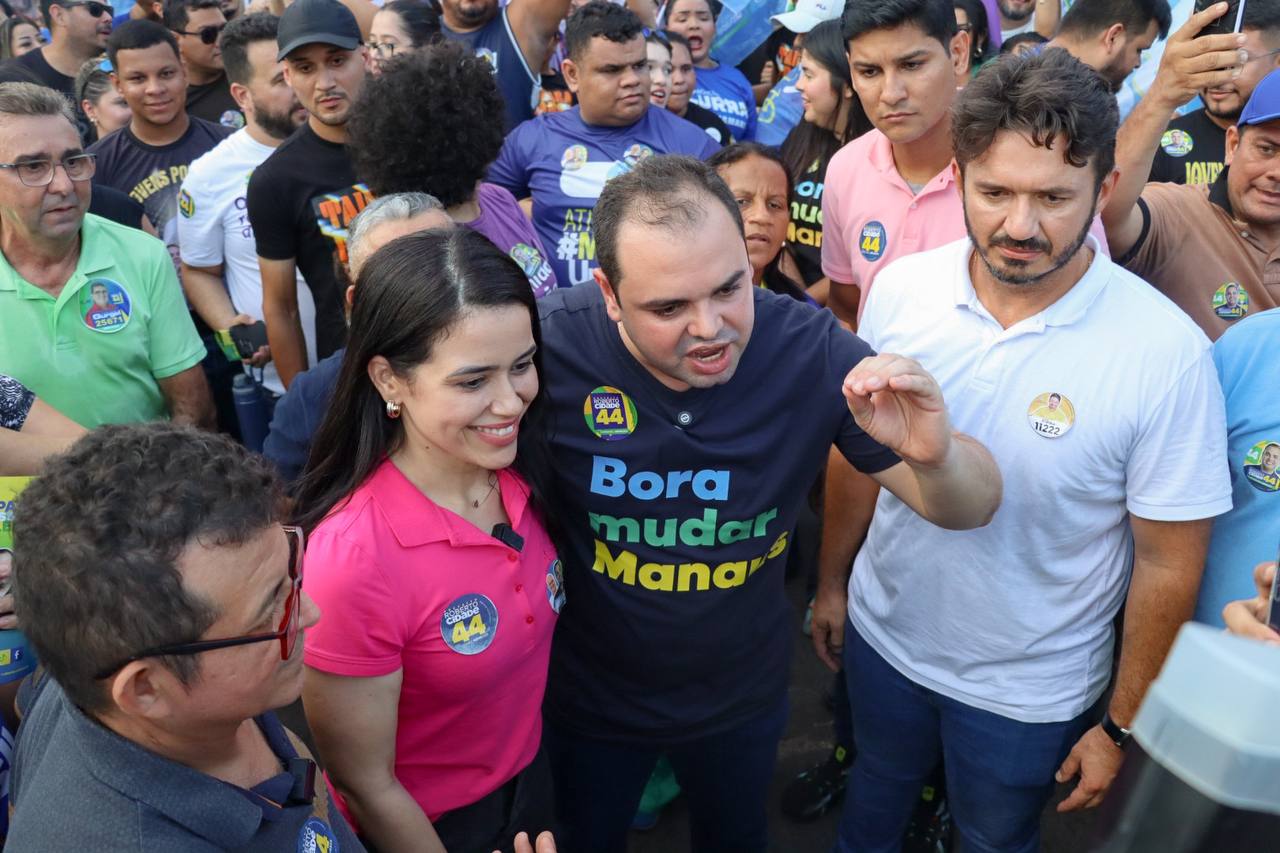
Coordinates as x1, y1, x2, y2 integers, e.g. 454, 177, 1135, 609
0, 82, 212, 428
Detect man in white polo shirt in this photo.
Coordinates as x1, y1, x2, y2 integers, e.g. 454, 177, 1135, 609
819, 49, 1232, 853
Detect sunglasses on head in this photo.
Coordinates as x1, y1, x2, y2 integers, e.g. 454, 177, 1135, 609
59, 1, 114, 17
177, 23, 226, 45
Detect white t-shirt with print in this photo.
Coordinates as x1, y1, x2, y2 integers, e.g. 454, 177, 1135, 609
178, 128, 318, 395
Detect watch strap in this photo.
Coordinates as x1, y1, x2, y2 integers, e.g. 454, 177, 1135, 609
1101, 711, 1131, 748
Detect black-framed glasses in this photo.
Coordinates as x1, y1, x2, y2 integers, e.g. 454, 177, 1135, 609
93, 526, 306, 680
57, 1, 114, 18
0, 153, 96, 187
177, 23, 226, 45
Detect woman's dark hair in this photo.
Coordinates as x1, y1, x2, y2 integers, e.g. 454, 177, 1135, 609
293, 229, 559, 542
953, 48, 1118, 185
74, 55, 113, 107
706, 142, 808, 303
660, 0, 723, 28
779, 19, 871, 186
379, 0, 442, 48
999, 30, 1047, 54
953, 0, 989, 66
0, 16, 40, 61
346, 41, 504, 206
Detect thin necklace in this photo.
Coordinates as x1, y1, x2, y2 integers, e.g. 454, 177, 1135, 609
472, 472, 499, 508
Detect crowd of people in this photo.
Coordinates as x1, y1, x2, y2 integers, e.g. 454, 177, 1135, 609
0, 0, 1277, 850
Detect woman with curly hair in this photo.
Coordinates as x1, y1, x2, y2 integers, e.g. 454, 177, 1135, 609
347, 41, 558, 296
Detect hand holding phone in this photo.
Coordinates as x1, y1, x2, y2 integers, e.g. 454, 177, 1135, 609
1193, 0, 1246, 37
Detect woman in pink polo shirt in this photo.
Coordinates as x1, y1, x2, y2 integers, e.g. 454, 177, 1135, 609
293, 229, 562, 853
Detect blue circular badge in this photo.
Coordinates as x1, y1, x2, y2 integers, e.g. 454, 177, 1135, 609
441, 593, 499, 655
79, 278, 131, 334
859, 220, 887, 262
546, 558, 566, 614
296, 817, 339, 853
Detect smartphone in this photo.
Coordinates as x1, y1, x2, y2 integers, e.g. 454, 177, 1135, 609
1268, 553, 1280, 634
1195, 0, 1247, 36
229, 321, 268, 359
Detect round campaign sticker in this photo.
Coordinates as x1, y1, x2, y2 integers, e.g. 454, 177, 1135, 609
859, 220, 887, 261
561, 144, 588, 172
1160, 129, 1193, 157
1243, 440, 1280, 493
622, 143, 654, 169
583, 385, 638, 440
476, 46, 498, 71
296, 817, 340, 853
1027, 392, 1075, 439
546, 558, 566, 614
220, 109, 245, 129
1212, 281, 1249, 320
79, 278, 131, 334
441, 593, 499, 655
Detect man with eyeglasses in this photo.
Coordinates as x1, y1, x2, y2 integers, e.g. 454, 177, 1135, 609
0, 82, 212, 428
1149, 0, 1280, 187
1, 422, 366, 851
0, 0, 113, 140
1105, 3, 1280, 340
164, 0, 243, 128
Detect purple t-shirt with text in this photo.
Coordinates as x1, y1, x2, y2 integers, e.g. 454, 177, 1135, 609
468, 182, 558, 297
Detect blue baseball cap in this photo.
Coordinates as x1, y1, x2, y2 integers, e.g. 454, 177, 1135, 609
1238, 68, 1280, 128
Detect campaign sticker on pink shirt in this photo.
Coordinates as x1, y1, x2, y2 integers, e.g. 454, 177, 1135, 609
441, 593, 499, 655
546, 558, 566, 614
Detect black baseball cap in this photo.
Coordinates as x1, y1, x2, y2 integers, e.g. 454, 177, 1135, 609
276, 0, 363, 61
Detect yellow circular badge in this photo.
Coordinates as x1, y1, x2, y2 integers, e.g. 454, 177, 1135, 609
583, 385, 637, 440
1027, 392, 1075, 439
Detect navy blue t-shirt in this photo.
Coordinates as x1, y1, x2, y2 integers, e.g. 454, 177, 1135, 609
488, 106, 720, 288
443, 8, 538, 133
263, 347, 344, 486
538, 285, 899, 740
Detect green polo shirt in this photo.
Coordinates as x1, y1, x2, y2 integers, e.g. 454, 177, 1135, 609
0, 214, 205, 427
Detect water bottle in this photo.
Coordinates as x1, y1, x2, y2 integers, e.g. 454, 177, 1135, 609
1090, 623, 1280, 852
232, 373, 271, 453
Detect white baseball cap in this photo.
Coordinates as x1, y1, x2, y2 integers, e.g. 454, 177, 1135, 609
770, 0, 843, 34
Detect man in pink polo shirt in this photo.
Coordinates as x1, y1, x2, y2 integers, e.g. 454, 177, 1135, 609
821, 0, 970, 327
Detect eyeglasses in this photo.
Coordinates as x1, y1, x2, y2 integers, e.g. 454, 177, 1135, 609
956, 22, 973, 32
57, 1, 114, 18
1242, 47, 1280, 65
0, 153, 96, 187
93, 526, 306, 681
177, 23, 226, 45
367, 40, 398, 56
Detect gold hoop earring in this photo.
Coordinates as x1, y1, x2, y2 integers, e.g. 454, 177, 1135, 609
385, 400, 401, 419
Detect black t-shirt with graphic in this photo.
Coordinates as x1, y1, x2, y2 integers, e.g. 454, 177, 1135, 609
88, 116, 232, 268
186, 73, 245, 130
784, 137, 831, 286
246, 123, 372, 359
681, 102, 733, 147
537, 284, 899, 741
1149, 108, 1227, 187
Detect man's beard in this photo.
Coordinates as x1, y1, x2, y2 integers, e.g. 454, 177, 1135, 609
998, 0, 1034, 23
965, 204, 1093, 287
255, 97, 303, 140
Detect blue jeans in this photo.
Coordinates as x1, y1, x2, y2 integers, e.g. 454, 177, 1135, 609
835, 622, 1092, 853
544, 698, 788, 853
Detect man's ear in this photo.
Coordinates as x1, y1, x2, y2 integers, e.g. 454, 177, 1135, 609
562, 57, 581, 94
108, 660, 179, 722
594, 267, 622, 323
229, 81, 252, 114
1100, 22, 1126, 58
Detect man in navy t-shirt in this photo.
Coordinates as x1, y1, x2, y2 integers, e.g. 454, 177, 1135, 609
489, 2, 719, 289
536, 154, 1002, 852
439, 0, 573, 131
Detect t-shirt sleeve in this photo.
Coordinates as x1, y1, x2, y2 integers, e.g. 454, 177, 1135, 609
246, 162, 296, 261
823, 312, 900, 474
1116, 182, 1185, 276
0, 373, 35, 432
487, 127, 531, 199
739, 74, 758, 141
1125, 348, 1233, 521
262, 385, 311, 487
144, 242, 207, 379
302, 528, 409, 677
177, 167, 225, 268
821, 154, 854, 283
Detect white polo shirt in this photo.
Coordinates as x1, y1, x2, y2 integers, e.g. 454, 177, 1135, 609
848, 236, 1232, 723
178, 128, 318, 395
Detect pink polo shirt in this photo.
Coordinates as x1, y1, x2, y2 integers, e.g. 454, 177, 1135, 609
822, 129, 1109, 323
303, 459, 561, 825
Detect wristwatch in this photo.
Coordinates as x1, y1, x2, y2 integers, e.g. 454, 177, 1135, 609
1100, 711, 1131, 749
